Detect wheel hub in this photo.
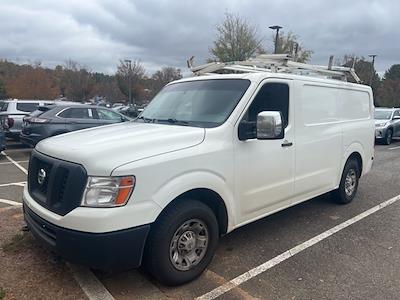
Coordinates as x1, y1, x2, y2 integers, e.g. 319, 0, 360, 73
345, 169, 357, 196
178, 231, 196, 252
170, 219, 209, 271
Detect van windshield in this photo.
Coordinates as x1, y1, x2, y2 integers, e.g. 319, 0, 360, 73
374, 110, 392, 120
137, 79, 250, 128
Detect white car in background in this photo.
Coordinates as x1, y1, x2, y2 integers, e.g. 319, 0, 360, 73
0, 99, 54, 139
374, 107, 400, 144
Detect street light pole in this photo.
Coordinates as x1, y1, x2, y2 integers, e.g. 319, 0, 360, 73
124, 59, 132, 106
368, 54, 377, 86
269, 25, 282, 54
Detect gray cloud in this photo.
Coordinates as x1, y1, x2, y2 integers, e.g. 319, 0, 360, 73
0, 0, 398, 75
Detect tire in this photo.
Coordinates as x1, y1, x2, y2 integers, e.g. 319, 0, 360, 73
333, 159, 360, 204
384, 129, 393, 145
144, 199, 219, 286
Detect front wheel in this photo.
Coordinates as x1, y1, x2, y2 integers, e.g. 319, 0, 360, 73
384, 129, 393, 145
333, 159, 360, 204
144, 199, 219, 286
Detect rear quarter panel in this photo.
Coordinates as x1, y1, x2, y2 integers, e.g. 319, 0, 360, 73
339, 87, 374, 183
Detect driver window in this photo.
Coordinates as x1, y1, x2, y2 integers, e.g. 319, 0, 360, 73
243, 83, 289, 127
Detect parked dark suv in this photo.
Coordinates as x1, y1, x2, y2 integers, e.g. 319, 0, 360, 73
20, 104, 131, 147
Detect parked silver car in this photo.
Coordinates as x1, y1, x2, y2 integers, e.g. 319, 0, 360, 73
375, 107, 400, 144
0, 99, 54, 139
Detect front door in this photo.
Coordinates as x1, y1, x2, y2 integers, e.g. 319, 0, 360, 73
392, 110, 400, 137
234, 80, 295, 223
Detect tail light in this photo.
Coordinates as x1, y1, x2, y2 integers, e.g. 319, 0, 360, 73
29, 118, 49, 123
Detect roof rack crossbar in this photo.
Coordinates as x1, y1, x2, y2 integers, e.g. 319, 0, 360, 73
187, 54, 361, 83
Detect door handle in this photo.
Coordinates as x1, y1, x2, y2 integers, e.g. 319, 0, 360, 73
281, 141, 293, 147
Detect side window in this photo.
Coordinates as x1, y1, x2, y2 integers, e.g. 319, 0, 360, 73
97, 109, 123, 121
393, 110, 400, 118
17, 103, 39, 113
59, 108, 93, 119
0, 102, 8, 112
243, 83, 289, 127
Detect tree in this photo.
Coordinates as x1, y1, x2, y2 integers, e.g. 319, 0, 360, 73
4, 63, 58, 99
341, 56, 381, 95
210, 13, 264, 62
0, 80, 6, 99
90, 78, 126, 103
61, 60, 94, 101
377, 79, 400, 107
150, 67, 182, 97
376, 63, 400, 107
275, 31, 313, 63
384, 64, 400, 80
116, 60, 146, 104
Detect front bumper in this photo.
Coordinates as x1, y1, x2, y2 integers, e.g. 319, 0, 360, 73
375, 127, 388, 139
24, 203, 150, 270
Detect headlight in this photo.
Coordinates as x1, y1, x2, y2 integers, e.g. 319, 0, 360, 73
81, 176, 135, 207
376, 122, 387, 127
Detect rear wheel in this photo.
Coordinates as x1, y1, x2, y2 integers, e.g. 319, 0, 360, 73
333, 159, 360, 204
144, 199, 219, 286
384, 129, 393, 145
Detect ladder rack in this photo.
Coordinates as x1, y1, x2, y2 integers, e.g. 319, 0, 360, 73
187, 54, 361, 84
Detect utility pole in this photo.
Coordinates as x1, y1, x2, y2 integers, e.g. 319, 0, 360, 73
269, 25, 282, 54
124, 59, 132, 106
368, 54, 377, 86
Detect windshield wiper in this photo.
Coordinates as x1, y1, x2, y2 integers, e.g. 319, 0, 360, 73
135, 116, 153, 123
153, 118, 190, 126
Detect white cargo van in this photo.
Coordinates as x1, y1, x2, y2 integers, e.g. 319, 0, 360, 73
23, 56, 374, 285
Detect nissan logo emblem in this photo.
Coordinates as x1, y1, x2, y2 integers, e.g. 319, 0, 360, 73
37, 168, 46, 185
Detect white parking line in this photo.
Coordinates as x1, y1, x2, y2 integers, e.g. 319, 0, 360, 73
0, 160, 29, 165
197, 194, 400, 300
1, 151, 28, 175
0, 181, 26, 187
1, 148, 32, 153
68, 264, 115, 300
0, 198, 22, 206
389, 145, 400, 150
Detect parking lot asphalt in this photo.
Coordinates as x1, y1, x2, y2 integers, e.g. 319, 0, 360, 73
1, 138, 400, 299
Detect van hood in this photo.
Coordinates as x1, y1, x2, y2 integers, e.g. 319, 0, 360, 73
36, 122, 205, 175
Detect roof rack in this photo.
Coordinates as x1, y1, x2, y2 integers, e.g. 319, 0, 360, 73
187, 54, 361, 84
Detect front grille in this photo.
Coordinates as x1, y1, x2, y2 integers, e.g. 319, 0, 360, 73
28, 150, 87, 216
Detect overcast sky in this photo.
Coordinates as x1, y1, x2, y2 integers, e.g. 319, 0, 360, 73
0, 0, 398, 75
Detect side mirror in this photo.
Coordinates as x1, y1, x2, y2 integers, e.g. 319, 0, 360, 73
393, 115, 400, 120
256, 111, 284, 139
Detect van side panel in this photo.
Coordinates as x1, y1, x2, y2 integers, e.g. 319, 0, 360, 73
339, 88, 374, 182
293, 83, 343, 198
